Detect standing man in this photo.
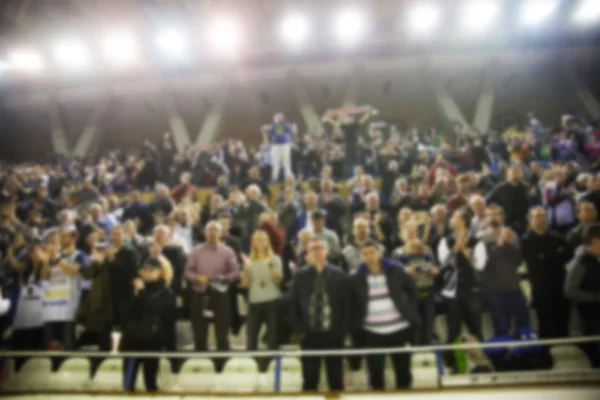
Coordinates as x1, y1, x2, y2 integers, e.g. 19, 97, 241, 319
288, 237, 352, 392
352, 240, 419, 390
565, 223, 600, 367
521, 207, 571, 339
567, 201, 598, 250
486, 165, 530, 235
261, 112, 297, 183
185, 221, 239, 369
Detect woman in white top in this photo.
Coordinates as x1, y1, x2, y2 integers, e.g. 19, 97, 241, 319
240, 230, 283, 371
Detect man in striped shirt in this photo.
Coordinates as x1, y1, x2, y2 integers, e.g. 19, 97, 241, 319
351, 240, 419, 390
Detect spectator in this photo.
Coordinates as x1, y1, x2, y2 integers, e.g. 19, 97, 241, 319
240, 230, 282, 370
261, 113, 296, 182
122, 257, 176, 392
309, 210, 341, 254
291, 191, 321, 239
352, 239, 419, 389
343, 217, 382, 273
521, 207, 571, 339
242, 166, 270, 201
447, 174, 471, 215
565, 223, 600, 367
473, 205, 530, 337
288, 237, 351, 392
567, 201, 598, 250
487, 165, 530, 235
185, 221, 239, 369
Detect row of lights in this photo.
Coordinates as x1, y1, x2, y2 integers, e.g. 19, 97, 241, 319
1, 0, 599, 77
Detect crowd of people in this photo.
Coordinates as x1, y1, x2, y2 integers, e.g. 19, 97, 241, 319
0, 107, 600, 392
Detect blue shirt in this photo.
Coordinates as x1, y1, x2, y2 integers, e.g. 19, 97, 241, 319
267, 122, 293, 145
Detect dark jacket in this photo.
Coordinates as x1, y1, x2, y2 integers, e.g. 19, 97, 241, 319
351, 258, 420, 341
121, 281, 176, 351
486, 181, 529, 234
77, 260, 112, 331
521, 230, 572, 304
161, 245, 187, 296
288, 264, 352, 338
108, 246, 139, 328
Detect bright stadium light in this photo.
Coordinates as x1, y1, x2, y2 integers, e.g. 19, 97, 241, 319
8, 50, 44, 73
208, 16, 242, 57
573, 0, 600, 25
101, 31, 139, 67
521, 0, 559, 26
334, 9, 368, 46
408, 3, 441, 35
461, 1, 500, 33
156, 29, 188, 60
280, 12, 310, 49
52, 40, 90, 71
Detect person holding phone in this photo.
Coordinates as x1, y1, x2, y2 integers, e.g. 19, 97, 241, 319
240, 230, 282, 370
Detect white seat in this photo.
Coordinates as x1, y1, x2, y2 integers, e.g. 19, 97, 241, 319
261, 357, 302, 392
175, 358, 216, 392
551, 345, 592, 370
10, 357, 52, 391
215, 357, 259, 393
49, 357, 92, 391
157, 358, 176, 391
92, 358, 123, 391
412, 351, 436, 367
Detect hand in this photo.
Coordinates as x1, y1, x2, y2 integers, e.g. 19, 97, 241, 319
196, 274, 209, 286
498, 228, 516, 247
289, 261, 297, 274
430, 266, 440, 277
406, 267, 418, 277
91, 251, 105, 264
133, 278, 144, 294
241, 253, 251, 268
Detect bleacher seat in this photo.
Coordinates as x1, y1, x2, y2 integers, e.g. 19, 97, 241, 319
157, 358, 176, 391
92, 358, 123, 391
260, 357, 302, 392
215, 357, 259, 392
551, 345, 591, 370
7, 357, 52, 391
49, 357, 91, 391
175, 358, 216, 392
411, 352, 438, 389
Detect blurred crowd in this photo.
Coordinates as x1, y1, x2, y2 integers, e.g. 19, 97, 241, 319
0, 108, 600, 392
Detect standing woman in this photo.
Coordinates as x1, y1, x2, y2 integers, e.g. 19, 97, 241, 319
240, 230, 283, 370
122, 257, 176, 392
11, 240, 49, 370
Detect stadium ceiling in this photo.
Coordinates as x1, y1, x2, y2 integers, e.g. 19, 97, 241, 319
0, 0, 599, 87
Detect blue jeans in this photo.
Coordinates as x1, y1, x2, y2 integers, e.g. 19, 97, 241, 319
417, 295, 436, 345
485, 290, 530, 337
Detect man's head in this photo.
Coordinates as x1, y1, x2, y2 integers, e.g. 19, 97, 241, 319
110, 225, 124, 248
311, 210, 326, 232
360, 239, 382, 267
430, 204, 447, 224
577, 201, 597, 225
60, 226, 78, 249
365, 192, 380, 212
180, 171, 191, 185
204, 221, 222, 244
218, 212, 231, 234
352, 218, 370, 243
469, 194, 486, 216
395, 178, 408, 194
298, 228, 312, 250
456, 175, 471, 195
153, 224, 170, 248
507, 166, 523, 185
417, 183, 430, 198
304, 191, 318, 212
273, 112, 284, 123
283, 188, 295, 204
320, 179, 333, 193
307, 237, 328, 266
249, 167, 260, 180
89, 204, 102, 222
486, 205, 505, 229
211, 193, 224, 211
529, 207, 548, 234
584, 223, 600, 256
216, 175, 227, 187
246, 184, 261, 201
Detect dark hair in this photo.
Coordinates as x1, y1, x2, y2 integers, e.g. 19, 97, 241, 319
360, 239, 381, 250
583, 223, 600, 245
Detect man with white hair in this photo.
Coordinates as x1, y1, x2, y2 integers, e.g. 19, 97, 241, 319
185, 221, 239, 366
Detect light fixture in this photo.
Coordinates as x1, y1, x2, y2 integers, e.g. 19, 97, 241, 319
101, 31, 139, 67
156, 29, 188, 60
521, 0, 559, 26
408, 3, 441, 35
280, 12, 310, 49
461, 1, 500, 33
334, 9, 368, 46
9, 50, 44, 73
207, 15, 242, 58
53, 40, 90, 71
573, 0, 600, 25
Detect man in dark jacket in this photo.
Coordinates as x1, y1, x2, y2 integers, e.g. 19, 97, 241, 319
288, 237, 352, 392
565, 223, 600, 367
521, 207, 571, 339
566, 201, 597, 250
486, 165, 530, 235
351, 240, 419, 390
